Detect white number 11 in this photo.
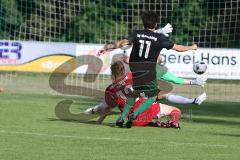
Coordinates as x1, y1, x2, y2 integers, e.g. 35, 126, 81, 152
139, 40, 151, 59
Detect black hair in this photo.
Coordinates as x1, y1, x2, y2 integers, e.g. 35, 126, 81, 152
141, 11, 158, 29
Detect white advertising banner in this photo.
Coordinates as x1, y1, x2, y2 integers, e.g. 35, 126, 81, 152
0, 40, 240, 80
160, 48, 240, 80
107, 47, 240, 80
0, 40, 76, 65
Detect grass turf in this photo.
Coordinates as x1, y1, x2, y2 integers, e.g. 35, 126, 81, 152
0, 92, 239, 160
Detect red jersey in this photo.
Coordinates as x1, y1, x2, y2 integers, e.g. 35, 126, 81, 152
105, 72, 133, 110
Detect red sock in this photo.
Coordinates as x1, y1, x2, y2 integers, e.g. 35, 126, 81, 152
170, 109, 181, 126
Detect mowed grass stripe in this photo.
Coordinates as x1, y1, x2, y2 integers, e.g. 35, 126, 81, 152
0, 91, 240, 160
0, 130, 227, 148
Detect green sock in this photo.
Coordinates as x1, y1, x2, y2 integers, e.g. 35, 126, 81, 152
120, 97, 135, 120
133, 98, 155, 117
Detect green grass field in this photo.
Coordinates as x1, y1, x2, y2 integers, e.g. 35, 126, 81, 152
0, 73, 240, 160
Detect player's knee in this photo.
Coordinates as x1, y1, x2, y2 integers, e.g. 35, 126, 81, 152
157, 95, 166, 100
171, 108, 181, 115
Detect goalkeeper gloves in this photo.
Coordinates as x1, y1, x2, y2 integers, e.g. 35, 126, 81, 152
155, 23, 173, 37
190, 77, 207, 87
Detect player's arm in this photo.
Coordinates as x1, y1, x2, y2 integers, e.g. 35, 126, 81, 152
98, 39, 130, 56
156, 23, 197, 51
160, 33, 197, 52
155, 23, 173, 37
172, 44, 197, 52
122, 54, 130, 64
157, 54, 163, 64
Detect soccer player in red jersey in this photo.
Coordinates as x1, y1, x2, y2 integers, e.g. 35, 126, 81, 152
129, 97, 181, 128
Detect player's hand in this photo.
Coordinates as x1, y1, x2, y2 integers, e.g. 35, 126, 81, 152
162, 23, 173, 34
97, 48, 107, 56
155, 23, 173, 37
191, 77, 207, 87
191, 44, 198, 50
121, 55, 129, 64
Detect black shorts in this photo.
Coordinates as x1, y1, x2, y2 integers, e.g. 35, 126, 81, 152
132, 79, 159, 97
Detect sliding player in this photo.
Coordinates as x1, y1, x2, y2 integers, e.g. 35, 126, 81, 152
84, 61, 206, 125
128, 97, 181, 128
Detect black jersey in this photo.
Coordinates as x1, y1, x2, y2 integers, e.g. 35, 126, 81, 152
128, 29, 174, 62
127, 29, 174, 92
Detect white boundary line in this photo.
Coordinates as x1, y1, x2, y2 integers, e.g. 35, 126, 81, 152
0, 130, 227, 148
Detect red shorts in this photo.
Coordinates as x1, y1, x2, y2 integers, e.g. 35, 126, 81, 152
132, 102, 160, 127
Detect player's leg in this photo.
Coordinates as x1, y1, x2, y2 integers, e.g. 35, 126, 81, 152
84, 100, 115, 124
159, 92, 207, 105
125, 82, 160, 128
131, 102, 181, 128
125, 76, 175, 128
131, 96, 156, 118
125, 97, 155, 127
116, 96, 135, 127
130, 79, 160, 116
119, 97, 135, 120
117, 94, 157, 128
132, 103, 160, 127
84, 100, 108, 115
157, 103, 181, 128
193, 92, 207, 105
85, 92, 118, 123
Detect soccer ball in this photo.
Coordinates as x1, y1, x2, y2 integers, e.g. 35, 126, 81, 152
193, 61, 207, 74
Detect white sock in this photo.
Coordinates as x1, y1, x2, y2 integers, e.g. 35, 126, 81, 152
93, 100, 108, 113
166, 93, 195, 104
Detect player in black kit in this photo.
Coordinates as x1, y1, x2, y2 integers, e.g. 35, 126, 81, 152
98, 11, 197, 128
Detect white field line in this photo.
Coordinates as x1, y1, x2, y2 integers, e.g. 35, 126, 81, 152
0, 130, 227, 148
